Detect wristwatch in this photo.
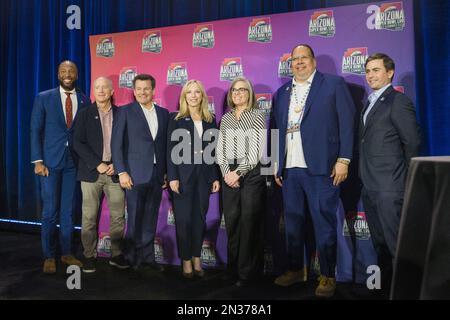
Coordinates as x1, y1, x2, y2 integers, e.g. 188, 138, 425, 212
236, 170, 243, 177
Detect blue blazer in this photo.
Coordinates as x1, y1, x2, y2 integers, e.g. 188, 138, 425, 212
166, 112, 219, 184
111, 102, 169, 185
272, 71, 355, 176
30, 87, 89, 168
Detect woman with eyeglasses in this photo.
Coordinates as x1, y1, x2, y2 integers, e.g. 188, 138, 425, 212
216, 77, 267, 287
167, 80, 220, 279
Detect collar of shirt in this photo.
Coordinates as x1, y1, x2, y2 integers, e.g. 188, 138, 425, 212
139, 102, 155, 113
231, 106, 250, 116
97, 103, 112, 114
292, 69, 316, 87
59, 86, 76, 95
369, 83, 391, 104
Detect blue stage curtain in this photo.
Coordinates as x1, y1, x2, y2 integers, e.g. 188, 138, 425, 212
0, 0, 449, 221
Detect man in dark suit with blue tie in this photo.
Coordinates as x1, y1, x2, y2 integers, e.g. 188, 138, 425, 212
111, 74, 169, 270
360, 53, 420, 294
31, 60, 89, 274
272, 44, 355, 297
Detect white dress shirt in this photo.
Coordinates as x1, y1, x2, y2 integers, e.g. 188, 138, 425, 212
140, 103, 158, 164
285, 70, 316, 168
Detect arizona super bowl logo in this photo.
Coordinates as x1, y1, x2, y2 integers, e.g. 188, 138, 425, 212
154, 237, 164, 262
248, 17, 272, 43
119, 67, 137, 88
343, 211, 371, 240
309, 10, 335, 37
192, 24, 215, 48
375, 2, 405, 31
201, 240, 217, 266
207, 96, 216, 115
354, 212, 371, 240
256, 93, 272, 116
96, 37, 115, 57
342, 47, 368, 75
220, 57, 243, 81
167, 207, 175, 226
142, 30, 162, 53
97, 232, 111, 257
278, 53, 293, 78
167, 62, 188, 85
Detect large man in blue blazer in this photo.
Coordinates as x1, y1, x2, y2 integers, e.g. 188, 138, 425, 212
360, 53, 420, 294
112, 74, 169, 269
272, 45, 355, 297
30, 60, 89, 274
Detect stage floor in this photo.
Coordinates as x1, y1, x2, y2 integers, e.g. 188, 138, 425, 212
0, 230, 380, 300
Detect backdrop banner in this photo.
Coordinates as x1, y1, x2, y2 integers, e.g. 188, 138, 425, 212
91, 0, 414, 282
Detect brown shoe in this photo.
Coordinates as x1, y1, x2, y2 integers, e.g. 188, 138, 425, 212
274, 268, 307, 286
315, 275, 336, 298
61, 255, 83, 267
43, 258, 56, 274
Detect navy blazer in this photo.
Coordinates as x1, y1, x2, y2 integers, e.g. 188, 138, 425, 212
358, 85, 421, 192
167, 112, 219, 184
272, 71, 355, 176
30, 87, 89, 168
73, 103, 119, 183
111, 102, 169, 185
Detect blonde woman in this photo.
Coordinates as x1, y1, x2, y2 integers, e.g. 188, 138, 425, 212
216, 77, 267, 287
167, 80, 220, 278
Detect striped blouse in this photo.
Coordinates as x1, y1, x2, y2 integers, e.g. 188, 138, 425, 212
216, 108, 266, 177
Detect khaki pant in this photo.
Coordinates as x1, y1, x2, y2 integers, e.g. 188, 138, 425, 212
81, 175, 125, 258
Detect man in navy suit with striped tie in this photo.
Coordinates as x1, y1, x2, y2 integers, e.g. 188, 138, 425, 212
31, 60, 89, 274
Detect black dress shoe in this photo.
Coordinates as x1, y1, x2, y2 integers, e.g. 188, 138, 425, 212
182, 271, 194, 279
194, 269, 205, 278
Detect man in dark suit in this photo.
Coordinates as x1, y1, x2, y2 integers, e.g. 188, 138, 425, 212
111, 74, 169, 270
73, 76, 128, 273
31, 60, 89, 273
272, 44, 355, 297
360, 53, 421, 293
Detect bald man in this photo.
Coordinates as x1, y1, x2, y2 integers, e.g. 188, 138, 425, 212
73, 77, 128, 273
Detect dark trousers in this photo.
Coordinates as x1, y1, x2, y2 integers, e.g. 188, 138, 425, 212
282, 168, 339, 277
222, 165, 266, 280
362, 187, 403, 291
40, 149, 76, 258
124, 170, 162, 267
172, 166, 211, 260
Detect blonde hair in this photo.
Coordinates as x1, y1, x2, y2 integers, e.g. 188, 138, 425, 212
226, 77, 256, 110
176, 80, 213, 122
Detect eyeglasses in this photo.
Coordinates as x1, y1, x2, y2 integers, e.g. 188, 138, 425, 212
291, 55, 312, 62
231, 87, 249, 94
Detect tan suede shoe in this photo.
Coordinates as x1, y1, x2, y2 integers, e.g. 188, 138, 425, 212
61, 255, 83, 267
43, 258, 56, 274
